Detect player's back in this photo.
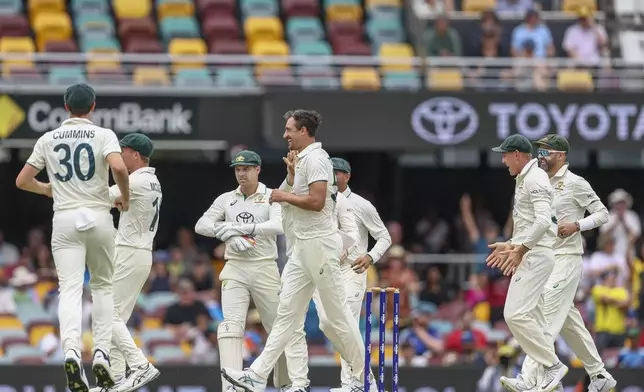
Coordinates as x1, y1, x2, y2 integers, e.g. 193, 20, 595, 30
29, 118, 122, 212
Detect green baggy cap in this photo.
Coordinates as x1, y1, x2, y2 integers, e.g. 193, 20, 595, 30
120, 133, 154, 158
64, 83, 96, 112
491, 134, 533, 154
230, 150, 262, 167
330, 157, 351, 173
534, 134, 570, 153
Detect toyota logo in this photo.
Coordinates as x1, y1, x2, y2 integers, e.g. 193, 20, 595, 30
410, 97, 479, 145
236, 212, 254, 223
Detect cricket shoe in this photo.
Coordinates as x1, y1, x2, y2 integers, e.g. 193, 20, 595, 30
221, 367, 267, 392
330, 373, 379, 392
554, 383, 563, 392
589, 371, 616, 392
64, 349, 90, 392
531, 362, 568, 392
89, 377, 125, 392
92, 349, 115, 389
283, 385, 310, 392
500, 374, 531, 392
117, 363, 161, 392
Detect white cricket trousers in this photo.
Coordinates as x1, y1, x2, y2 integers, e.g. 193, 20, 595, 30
219, 259, 309, 388
315, 265, 367, 387
521, 254, 604, 387
250, 234, 365, 381
110, 246, 152, 379
51, 208, 115, 357
503, 246, 559, 368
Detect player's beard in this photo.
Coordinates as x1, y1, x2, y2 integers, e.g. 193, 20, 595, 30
538, 158, 550, 171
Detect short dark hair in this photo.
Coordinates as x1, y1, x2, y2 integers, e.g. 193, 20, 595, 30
283, 109, 322, 137
66, 105, 93, 116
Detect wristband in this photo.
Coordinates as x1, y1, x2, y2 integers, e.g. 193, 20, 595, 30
574, 221, 581, 232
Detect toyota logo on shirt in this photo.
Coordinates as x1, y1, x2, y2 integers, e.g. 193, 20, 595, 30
410, 97, 479, 145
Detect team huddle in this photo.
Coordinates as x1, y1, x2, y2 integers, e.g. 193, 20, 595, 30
14, 83, 618, 392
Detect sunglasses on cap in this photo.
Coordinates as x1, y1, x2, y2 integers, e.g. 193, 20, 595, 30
537, 148, 565, 157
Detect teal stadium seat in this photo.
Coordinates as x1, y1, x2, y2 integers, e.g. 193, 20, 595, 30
174, 68, 214, 86
240, 0, 278, 18
6, 345, 44, 360
139, 291, 178, 314
159, 17, 200, 42
366, 6, 401, 20
0, 329, 29, 345
75, 14, 115, 38
141, 329, 175, 344
215, 68, 257, 88
15, 303, 52, 327
323, 0, 359, 9
292, 41, 331, 56
153, 346, 187, 363
366, 18, 405, 45
298, 66, 339, 89
49, 66, 87, 85
80, 35, 121, 52
428, 320, 454, 336
286, 17, 324, 43
72, 0, 109, 14
0, 0, 22, 14
382, 70, 420, 91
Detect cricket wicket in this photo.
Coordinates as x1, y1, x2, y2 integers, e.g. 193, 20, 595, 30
364, 287, 400, 392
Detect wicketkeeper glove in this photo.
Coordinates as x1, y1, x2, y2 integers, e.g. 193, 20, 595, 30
218, 223, 256, 242
229, 236, 255, 252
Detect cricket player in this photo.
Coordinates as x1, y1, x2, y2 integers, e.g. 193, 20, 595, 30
500, 135, 616, 392
15, 84, 130, 392
222, 110, 367, 392
194, 150, 310, 392
99, 133, 161, 392
487, 134, 568, 392
326, 157, 392, 392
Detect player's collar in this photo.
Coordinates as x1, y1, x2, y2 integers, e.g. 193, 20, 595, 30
517, 158, 538, 178
341, 186, 352, 198
297, 142, 322, 158
131, 166, 155, 176
235, 182, 267, 197
552, 164, 569, 179
62, 118, 94, 125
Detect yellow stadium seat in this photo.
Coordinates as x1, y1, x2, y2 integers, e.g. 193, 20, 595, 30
181, 341, 192, 356
562, 0, 596, 12
251, 40, 289, 71
28, 0, 65, 20
157, 0, 195, 21
473, 301, 490, 322
133, 335, 142, 348
462, 0, 495, 12
244, 17, 283, 45
338, 345, 394, 364
87, 58, 121, 73
366, 0, 401, 8
142, 317, 162, 329
30, 324, 54, 346
113, 0, 151, 19
378, 43, 413, 72
341, 67, 380, 90
557, 70, 593, 91
169, 38, 207, 71
34, 281, 56, 301
148, 356, 156, 364
0, 37, 35, 76
0, 317, 22, 330
133, 67, 170, 85
427, 69, 464, 90
33, 12, 73, 51
326, 4, 363, 22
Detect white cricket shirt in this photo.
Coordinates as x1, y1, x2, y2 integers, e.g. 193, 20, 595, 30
550, 164, 608, 256
109, 167, 162, 251
289, 142, 337, 240
341, 187, 391, 264
26, 118, 122, 211
195, 182, 282, 261
510, 158, 556, 250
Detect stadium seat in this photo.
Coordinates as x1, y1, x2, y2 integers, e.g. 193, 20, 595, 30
169, 38, 207, 71
28, 0, 66, 21
87, 55, 121, 72
2, 65, 44, 82
286, 17, 324, 43
140, 292, 178, 314
562, 0, 596, 12
196, 0, 236, 18
87, 67, 128, 83
124, 37, 164, 52
366, 6, 401, 20
33, 12, 73, 51
0, 15, 30, 38
5, 345, 44, 361
378, 42, 413, 72
159, 16, 200, 42
180, 341, 192, 356
365, 0, 400, 8
244, 17, 284, 45
556, 69, 594, 91
142, 317, 163, 329
256, 67, 297, 86
462, 0, 495, 12
34, 281, 56, 301
240, 0, 278, 18
80, 36, 121, 52
214, 67, 256, 87
298, 66, 339, 89
0, 317, 22, 330
141, 328, 176, 345
0, 37, 35, 72
366, 18, 404, 46
75, 14, 115, 38
0, 0, 22, 15
29, 324, 54, 346
341, 67, 380, 90
325, 3, 362, 22
118, 17, 158, 42
382, 70, 420, 90
332, 39, 370, 55
292, 40, 332, 56
133, 66, 170, 85
209, 38, 247, 54
428, 320, 454, 336
427, 68, 464, 90
71, 0, 109, 14
250, 40, 289, 70
152, 346, 187, 363
48, 65, 86, 84
327, 20, 363, 44
282, 0, 318, 17
156, 0, 196, 21
202, 15, 240, 42
113, 0, 152, 19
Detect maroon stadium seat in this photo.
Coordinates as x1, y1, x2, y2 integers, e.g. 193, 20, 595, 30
124, 37, 164, 53
43, 39, 78, 52
118, 17, 158, 42
197, 0, 235, 18
4, 67, 45, 84
282, 0, 319, 17
0, 15, 30, 38
332, 40, 370, 55
88, 67, 129, 84
202, 14, 239, 42
257, 68, 298, 87
327, 21, 363, 43
209, 38, 247, 54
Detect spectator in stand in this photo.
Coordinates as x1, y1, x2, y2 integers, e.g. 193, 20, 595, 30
504, 39, 550, 91
495, 0, 534, 15
400, 341, 427, 367
601, 189, 641, 258
184, 255, 216, 294
423, 0, 453, 13
415, 208, 450, 253
456, 330, 486, 365
617, 328, 644, 368
465, 273, 490, 321
163, 279, 212, 341
477, 344, 522, 392
487, 275, 510, 325
444, 310, 487, 354
386, 221, 404, 247
191, 325, 219, 365
425, 15, 462, 57
592, 271, 629, 352
380, 245, 419, 324
562, 6, 608, 66
627, 241, 643, 314
0, 230, 19, 266
588, 235, 629, 287
0, 269, 17, 314
399, 305, 443, 359
40, 322, 63, 360
34, 246, 56, 279
168, 247, 186, 280
175, 227, 199, 265
25, 228, 47, 261
420, 266, 450, 307
9, 266, 39, 305
148, 260, 172, 293
459, 194, 505, 273
511, 10, 554, 58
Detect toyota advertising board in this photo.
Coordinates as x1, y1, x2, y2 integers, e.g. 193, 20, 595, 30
264, 92, 644, 151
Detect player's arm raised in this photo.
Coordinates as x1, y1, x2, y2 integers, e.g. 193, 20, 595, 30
194, 194, 227, 237
16, 138, 52, 197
